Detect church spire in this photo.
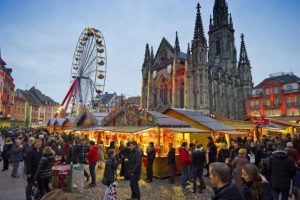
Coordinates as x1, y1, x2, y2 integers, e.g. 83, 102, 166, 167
187, 43, 191, 56
238, 34, 250, 66
142, 43, 151, 80
142, 43, 150, 70
193, 3, 205, 45
212, 0, 229, 27
174, 31, 180, 54
150, 46, 154, 65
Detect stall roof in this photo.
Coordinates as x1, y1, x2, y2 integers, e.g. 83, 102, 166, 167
165, 127, 210, 133
219, 130, 249, 135
98, 126, 151, 133
271, 118, 300, 128
164, 108, 233, 131
148, 111, 190, 127
219, 120, 256, 130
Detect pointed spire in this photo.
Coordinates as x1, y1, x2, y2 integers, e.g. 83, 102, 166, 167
210, 15, 213, 28
229, 14, 233, 25
187, 43, 191, 56
142, 43, 150, 69
212, 0, 229, 27
239, 33, 250, 65
193, 3, 205, 45
174, 31, 180, 53
150, 46, 154, 64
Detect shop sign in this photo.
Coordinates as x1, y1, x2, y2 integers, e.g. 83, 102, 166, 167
250, 117, 270, 125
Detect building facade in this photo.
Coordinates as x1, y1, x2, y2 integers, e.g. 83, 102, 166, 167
15, 87, 59, 127
0, 53, 15, 118
141, 1, 253, 119
247, 72, 300, 118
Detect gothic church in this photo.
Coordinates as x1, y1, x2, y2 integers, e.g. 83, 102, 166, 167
141, 0, 253, 119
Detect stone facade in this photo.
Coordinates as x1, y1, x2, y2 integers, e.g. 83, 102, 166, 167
141, 1, 253, 119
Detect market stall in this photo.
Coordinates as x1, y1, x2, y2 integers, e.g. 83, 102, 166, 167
163, 108, 237, 148
99, 105, 211, 178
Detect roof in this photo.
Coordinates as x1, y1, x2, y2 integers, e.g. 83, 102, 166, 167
219, 120, 256, 130
164, 108, 233, 131
17, 87, 58, 106
148, 111, 190, 127
271, 118, 300, 128
100, 92, 116, 105
254, 73, 300, 89
98, 126, 151, 133
165, 127, 210, 133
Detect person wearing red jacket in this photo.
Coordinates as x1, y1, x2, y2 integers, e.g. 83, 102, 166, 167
87, 141, 99, 187
179, 142, 191, 189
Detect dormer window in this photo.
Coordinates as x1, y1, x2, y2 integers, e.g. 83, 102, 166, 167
287, 85, 292, 91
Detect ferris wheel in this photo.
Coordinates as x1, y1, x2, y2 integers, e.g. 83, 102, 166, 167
60, 27, 107, 115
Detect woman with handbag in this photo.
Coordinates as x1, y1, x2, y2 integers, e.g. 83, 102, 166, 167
34, 146, 55, 198
2, 137, 12, 171
102, 149, 117, 200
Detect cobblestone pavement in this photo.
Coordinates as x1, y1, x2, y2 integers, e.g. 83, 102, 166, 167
0, 161, 27, 200
78, 167, 214, 200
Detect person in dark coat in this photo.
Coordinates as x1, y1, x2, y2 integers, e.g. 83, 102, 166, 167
129, 141, 142, 200
23, 137, 35, 173
26, 139, 42, 200
9, 139, 23, 178
75, 139, 89, 181
218, 143, 230, 163
229, 142, 240, 161
1, 137, 13, 171
191, 144, 206, 193
167, 143, 176, 184
122, 142, 132, 180
268, 145, 296, 200
241, 164, 273, 200
34, 146, 55, 198
62, 139, 74, 164
210, 162, 245, 200
103, 149, 117, 186
206, 136, 217, 177
145, 142, 155, 183
285, 142, 298, 164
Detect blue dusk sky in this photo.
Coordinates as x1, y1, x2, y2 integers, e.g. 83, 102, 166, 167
0, 0, 300, 102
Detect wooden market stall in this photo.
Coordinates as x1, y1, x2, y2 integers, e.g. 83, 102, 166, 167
218, 119, 257, 140
163, 108, 249, 148
99, 105, 211, 178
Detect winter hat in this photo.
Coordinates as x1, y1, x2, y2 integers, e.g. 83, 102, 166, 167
40, 189, 77, 200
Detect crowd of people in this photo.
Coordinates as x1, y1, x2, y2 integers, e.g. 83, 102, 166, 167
176, 133, 300, 200
1, 127, 300, 200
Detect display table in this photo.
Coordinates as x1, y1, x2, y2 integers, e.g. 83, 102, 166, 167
142, 154, 182, 179
51, 164, 72, 192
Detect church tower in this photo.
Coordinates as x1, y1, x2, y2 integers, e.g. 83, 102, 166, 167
238, 34, 253, 118
190, 3, 209, 114
208, 0, 237, 74
208, 0, 238, 118
140, 43, 151, 109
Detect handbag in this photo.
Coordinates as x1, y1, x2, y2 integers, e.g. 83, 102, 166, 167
32, 184, 40, 198
102, 176, 109, 186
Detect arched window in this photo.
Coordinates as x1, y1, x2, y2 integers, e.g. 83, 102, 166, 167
159, 78, 168, 105
216, 40, 221, 55
179, 81, 184, 108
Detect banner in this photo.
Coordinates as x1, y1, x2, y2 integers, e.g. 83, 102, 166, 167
250, 117, 270, 125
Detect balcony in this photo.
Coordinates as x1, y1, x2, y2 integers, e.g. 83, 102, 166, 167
284, 88, 300, 94
286, 102, 299, 107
